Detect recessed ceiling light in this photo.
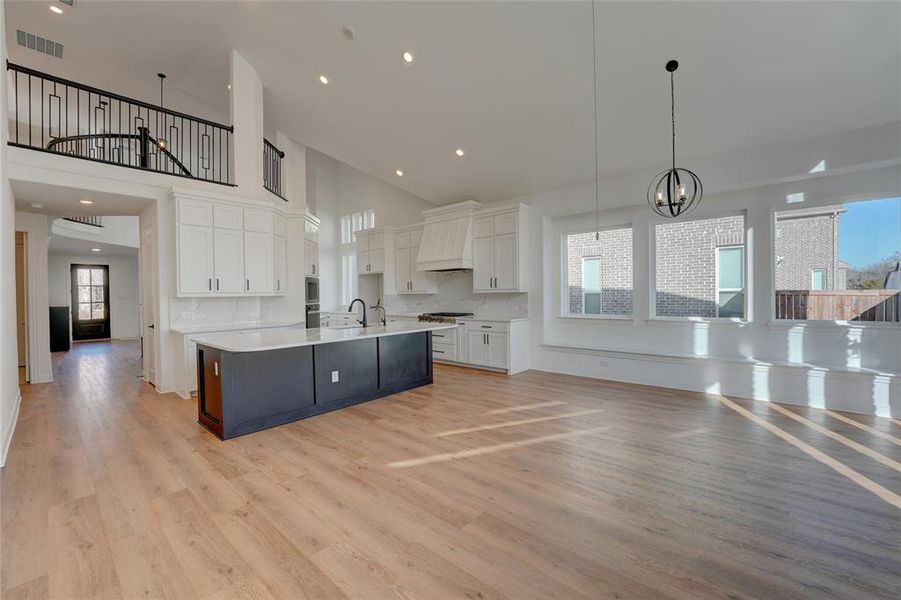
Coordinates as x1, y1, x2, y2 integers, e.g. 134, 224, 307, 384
227, 84, 231, 90
91, 248, 101, 252
395, 170, 404, 177
455, 148, 465, 157
49, 5, 63, 14
319, 74, 329, 85
342, 26, 355, 41
402, 51, 414, 64
79, 199, 93, 205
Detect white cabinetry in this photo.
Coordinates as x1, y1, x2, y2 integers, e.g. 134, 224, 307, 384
472, 204, 529, 293
395, 226, 436, 294
304, 214, 320, 278
357, 230, 387, 274
457, 319, 529, 374
175, 194, 293, 297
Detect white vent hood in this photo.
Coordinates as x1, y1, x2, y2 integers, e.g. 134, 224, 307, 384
416, 200, 482, 271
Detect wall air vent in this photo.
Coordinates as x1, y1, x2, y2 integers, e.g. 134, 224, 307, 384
58, 0, 76, 6
16, 30, 64, 58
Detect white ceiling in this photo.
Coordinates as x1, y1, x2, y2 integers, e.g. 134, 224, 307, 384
48, 232, 138, 258
6, 1, 900, 204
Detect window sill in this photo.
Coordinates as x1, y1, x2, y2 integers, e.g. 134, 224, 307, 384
558, 314, 635, 324
645, 317, 750, 327
766, 320, 899, 331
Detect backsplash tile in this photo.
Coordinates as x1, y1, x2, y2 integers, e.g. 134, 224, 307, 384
385, 271, 528, 318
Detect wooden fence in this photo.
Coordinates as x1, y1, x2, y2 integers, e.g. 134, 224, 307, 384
775, 290, 900, 322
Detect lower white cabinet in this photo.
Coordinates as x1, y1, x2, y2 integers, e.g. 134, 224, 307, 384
467, 330, 508, 370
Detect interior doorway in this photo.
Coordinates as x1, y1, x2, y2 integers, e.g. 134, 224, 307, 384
15, 231, 28, 383
70, 264, 111, 341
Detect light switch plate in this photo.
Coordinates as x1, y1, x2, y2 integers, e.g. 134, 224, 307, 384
331, 370, 339, 383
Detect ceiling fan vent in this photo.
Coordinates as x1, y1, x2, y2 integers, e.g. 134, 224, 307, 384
16, 30, 64, 58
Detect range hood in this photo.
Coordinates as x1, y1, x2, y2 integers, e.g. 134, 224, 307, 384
416, 200, 482, 271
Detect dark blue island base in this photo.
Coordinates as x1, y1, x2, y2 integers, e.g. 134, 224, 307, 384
196, 331, 433, 439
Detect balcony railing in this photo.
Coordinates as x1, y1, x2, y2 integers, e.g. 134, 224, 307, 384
263, 137, 286, 200
63, 216, 103, 227
7, 61, 234, 186
775, 290, 900, 322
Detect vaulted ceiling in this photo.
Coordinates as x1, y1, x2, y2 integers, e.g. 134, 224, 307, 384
6, 1, 900, 204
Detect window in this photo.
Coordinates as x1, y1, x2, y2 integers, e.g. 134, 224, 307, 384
811, 269, 827, 291
716, 246, 744, 318
775, 197, 900, 322
654, 214, 746, 319
340, 208, 375, 305
563, 226, 632, 316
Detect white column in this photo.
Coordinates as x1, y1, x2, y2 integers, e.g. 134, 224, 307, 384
274, 131, 308, 213
229, 50, 265, 199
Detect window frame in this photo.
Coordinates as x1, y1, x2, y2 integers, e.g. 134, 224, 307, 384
581, 256, 602, 315
559, 223, 634, 320
340, 208, 376, 306
650, 209, 749, 322
810, 268, 827, 291
715, 245, 745, 319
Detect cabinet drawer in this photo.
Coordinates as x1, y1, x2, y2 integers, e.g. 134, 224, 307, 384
430, 328, 457, 345
466, 320, 509, 333
432, 342, 456, 361
214, 204, 244, 230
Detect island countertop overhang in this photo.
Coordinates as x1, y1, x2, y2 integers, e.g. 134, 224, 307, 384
192, 321, 458, 353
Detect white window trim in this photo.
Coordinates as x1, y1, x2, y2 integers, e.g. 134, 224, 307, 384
559, 225, 634, 319
715, 245, 745, 319
650, 210, 749, 322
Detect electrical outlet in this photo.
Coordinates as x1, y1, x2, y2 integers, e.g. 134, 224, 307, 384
331, 370, 339, 383
598, 359, 608, 368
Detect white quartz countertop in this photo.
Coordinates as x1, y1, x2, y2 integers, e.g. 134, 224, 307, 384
458, 316, 531, 323
192, 322, 458, 353
170, 320, 304, 335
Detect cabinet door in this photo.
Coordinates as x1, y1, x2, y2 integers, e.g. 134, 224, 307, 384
473, 236, 495, 291
493, 233, 518, 291
178, 198, 213, 226
274, 236, 287, 294
473, 216, 495, 239
214, 204, 243, 230
395, 231, 411, 249
370, 248, 385, 273
178, 224, 214, 294
357, 250, 370, 275
311, 242, 319, 277
467, 331, 488, 366
244, 208, 273, 233
395, 248, 412, 292
409, 245, 436, 293
244, 231, 274, 294
214, 228, 245, 293
486, 333, 508, 369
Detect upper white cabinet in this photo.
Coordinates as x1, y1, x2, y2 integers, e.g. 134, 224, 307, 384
175, 194, 292, 297
395, 226, 436, 294
357, 230, 387, 275
304, 213, 320, 278
472, 204, 529, 293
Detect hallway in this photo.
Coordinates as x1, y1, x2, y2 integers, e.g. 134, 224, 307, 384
2, 341, 900, 599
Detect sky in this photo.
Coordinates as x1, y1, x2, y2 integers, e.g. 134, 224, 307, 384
838, 196, 901, 269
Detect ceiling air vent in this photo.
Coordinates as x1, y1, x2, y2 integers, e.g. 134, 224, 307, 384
16, 30, 64, 58
58, 0, 76, 6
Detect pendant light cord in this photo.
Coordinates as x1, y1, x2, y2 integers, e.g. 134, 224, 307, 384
670, 71, 675, 171
591, 0, 599, 240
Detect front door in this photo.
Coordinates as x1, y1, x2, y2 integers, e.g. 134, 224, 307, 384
71, 264, 111, 341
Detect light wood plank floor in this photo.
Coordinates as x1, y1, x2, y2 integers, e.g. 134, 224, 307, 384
2, 340, 899, 599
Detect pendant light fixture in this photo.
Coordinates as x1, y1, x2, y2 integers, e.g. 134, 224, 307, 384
157, 73, 167, 150
647, 60, 702, 218
590, 0, 600, 240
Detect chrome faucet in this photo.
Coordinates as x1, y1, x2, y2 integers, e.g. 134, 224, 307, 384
371, 299, 387, 326
348, 298, 368, 327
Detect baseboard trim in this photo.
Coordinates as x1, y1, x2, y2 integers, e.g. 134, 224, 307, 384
1, 389, 23, 468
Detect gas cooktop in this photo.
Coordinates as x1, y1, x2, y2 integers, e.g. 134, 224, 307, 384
417, 312, 474, 323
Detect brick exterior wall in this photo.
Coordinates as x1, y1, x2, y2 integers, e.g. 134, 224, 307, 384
654, 215, 745, 318
775, 212, 845, 290
566, 227, 632, 315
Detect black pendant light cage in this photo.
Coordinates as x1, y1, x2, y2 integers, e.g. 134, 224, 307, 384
647, 59, 703, 218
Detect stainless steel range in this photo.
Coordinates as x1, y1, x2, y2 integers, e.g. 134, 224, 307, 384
417, 312, 474, 323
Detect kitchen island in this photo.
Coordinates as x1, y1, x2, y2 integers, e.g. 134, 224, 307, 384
193, 322, 456, 439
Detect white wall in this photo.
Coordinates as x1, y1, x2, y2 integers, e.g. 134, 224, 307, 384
48, 253, 141, 340
51, 216, 139, 248
306, 149, 340, 310
510, 123, 901, 417
1, 7, 19, 466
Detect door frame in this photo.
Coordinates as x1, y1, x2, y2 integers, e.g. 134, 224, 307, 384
70, 263, 111, 341
15, 231, 28, 383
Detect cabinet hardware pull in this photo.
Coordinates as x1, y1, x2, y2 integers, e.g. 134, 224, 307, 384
246, 279, 250, 291
434, 350, 444, 354
208, 278, 212, 291
214, 361, 219, 376
216, 278, 220, 291
481, 325, 492, 329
